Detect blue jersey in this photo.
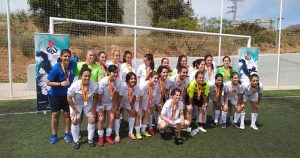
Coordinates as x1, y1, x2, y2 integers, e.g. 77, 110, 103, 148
47, 58, 77, 96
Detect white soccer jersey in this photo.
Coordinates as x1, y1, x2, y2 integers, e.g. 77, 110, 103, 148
189, 69, 198, 82
155, 78, 172, 104
98, 76, 122, 104
160, 99, 184, 121
120, 63, 136, 82
67, 80, 98, 106
209, 85, 224, 102
224, 81, 243, 101
137, 64, 153, 85
169, 74, 189, 99
204, 62, 217, 86
140, 80, 158, 109
119, 82, 141, 106
241, 82, 263, 95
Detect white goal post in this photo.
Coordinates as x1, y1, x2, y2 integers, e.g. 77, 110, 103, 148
49, 17, 251, 63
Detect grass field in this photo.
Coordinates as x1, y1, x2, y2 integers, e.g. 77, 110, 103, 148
1, 90, 300, 158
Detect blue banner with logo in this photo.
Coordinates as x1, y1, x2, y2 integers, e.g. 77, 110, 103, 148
238, 47, 259, 85
34, 33, 69, 111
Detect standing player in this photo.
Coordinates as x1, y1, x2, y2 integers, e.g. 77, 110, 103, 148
120, 50, 136, 82
67, 64, 98, 149
97, 51, 108, 79
209, 74, 224, 126
139, 72, 159, 137
158, 88, 190, 145
173, 55, 193, 77
160, 58, 173, 76
47, 49, 77, 144
137, 53, 155, 85
239, 74, 263, 130
217, 56, 236, 83
97, 65, 122, 146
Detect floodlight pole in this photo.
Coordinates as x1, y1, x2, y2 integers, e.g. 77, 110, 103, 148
6, 0, 13, 98
218, 0, 224, 65
276, 0, 283, 88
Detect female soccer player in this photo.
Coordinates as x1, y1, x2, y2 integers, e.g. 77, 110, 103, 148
140, 71, 159, 137
137, 53, 155, 85
67, 64, 98, 149
173, 55, 193, 77
119, 72, 143, 140
158, 88, 189, 145
209, 74, 224, 126
189, 59, 206, 82
47, 49, 77, 144
97, 65, 122, 146
97, 51, 108, 79
154, 66, 172, 129
223, 72, 243, 129
187, 71, 209, 135
160, 57, 173, 76
217, 56, 236, 83
120, 50, 136, 82
239, 74, 263, 130
75, 49, 103, 82
204, 54, 217, 86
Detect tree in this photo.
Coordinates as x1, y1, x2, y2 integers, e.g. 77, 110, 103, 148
148, 0, 198, 30
28, 0, 123, 33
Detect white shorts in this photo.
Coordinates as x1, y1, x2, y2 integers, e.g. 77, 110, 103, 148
158, 117, 182, 127
70, 104, 93, 120
243, 93, 259, 102
122, 102, 140, 112
96, 102, 113, 111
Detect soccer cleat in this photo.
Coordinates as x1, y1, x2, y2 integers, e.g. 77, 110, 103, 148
128, 133, 137, 140
240, 124, 245, 130
186, 127, 192, 133
149, 129, 155, 136
136, 132, 142, 140
88, 139, 95, 147
233, 123, 240, 129
190, 129, 198, 137
64, 133, 73, 143
105, 136, 115, 145
73, 141, 80, 149
141, 131, 151, 137
98, 136, 104, 146
197, 126, 207, 133
174, 137, 183, 145
221, 124, 227, 129
250, 124, 258, 130
50, 134, 58, 144
114, 135, 121, 143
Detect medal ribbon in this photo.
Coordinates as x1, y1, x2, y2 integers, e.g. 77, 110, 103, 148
108, 77, 115, 99
100, 64, 106, 76
196, 82, 202, 97
81, 82, 90, 105
171, 99, 177, 119
231, 83, 237, 100
126, 63, 132, 72
148, 82, 153, 103
224, 68, 229, 81
159, 78, 165, 96
60, 63, 70, 81
128, 86, 133, 104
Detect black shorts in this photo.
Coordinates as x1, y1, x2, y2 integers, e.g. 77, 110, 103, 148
48, 95, 70, 112
193, 95, 204, 107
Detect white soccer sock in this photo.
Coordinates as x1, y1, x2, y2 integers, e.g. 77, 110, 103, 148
114, 119, 121, 136
251, 113, 258, 125
71, 124, 80, 142
98, 129, 104, 137
106, 128, 112, 136
204, 110, 207, 123
141, 124, 147, 132
148, 115, 153, 129
233, 112, 241, 124
214, 110, 221, 124
87, 123, 95, 140
128, 117, 135, 134
221, 111, 227, 124
135, 126, 141, 133
240, 112, 245, 127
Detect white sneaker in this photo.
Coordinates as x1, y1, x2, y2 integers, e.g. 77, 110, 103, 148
240, 124, 245, 130
190, 129, 198, 137
197, 126, 207, 133
186, 127, 192, 133
250, 124, 258, 130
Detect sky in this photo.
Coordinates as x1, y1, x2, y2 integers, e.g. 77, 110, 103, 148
0, 0, 299, 28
